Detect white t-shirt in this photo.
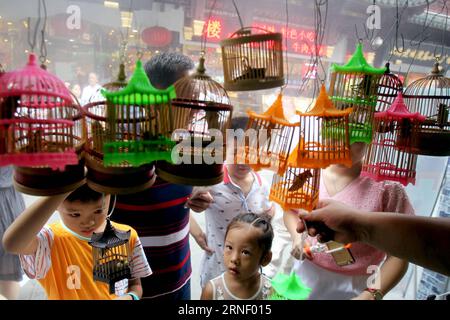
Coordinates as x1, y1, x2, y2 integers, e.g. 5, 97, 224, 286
199, 166, 272, 288
81, 84, 102, 105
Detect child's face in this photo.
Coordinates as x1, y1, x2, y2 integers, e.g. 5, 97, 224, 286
227, 164, 252, 180
350, 142, 367, 165
223, 223, 269, 281
58, 195, 110, 237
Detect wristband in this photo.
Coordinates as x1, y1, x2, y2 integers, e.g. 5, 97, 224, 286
127, 292, 140, 300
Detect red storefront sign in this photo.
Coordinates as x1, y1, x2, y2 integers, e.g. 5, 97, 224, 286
202, 17, 236, 43
142, 26, 173, 47
252, 21, 326, 56
197, 17, 326, 57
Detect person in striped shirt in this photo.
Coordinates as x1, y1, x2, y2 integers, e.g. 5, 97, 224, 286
112, 52, 213, 300
2, 184, 151, 300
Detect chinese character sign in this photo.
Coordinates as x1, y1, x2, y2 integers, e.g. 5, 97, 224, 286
206, 19, 222, 40
253, 21, 326, 56
194, 17, 236, 43
194, 16, 327, 55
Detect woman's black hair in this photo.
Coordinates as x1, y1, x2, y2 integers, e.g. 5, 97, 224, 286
225, 212, 274, 258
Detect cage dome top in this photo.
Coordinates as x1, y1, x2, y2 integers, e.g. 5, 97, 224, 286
298, 85, 353, 117
101, 60, 176, 105
89, 220, 130, 249
331, 43, 386, 75
376, 92, 426, 121
262, 94, 288, 120
174, 56, 231, 107
0, 53, 73, 105
404, 62, 450, 95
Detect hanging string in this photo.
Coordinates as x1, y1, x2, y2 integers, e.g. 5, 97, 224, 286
231, 0, 244, 30
281, 0, 289, 92
315, 0, 328, 82
39, 0, 48, 66
298, 0, 322, 97
409, 0, 447, 47
127, 0, 134, 40
128, 0, 143, 60
200, 0, 218, 56
405, 0, 448, 83
385, 0, 409, 63
27, 1, 42, 52
119, 33, 128, 64
298, 0, 328, 111
393, 0, 405, 53
118, 0, 134, 62
354, 24, 364, 43
133, 18, 144, 60
410, 0, 431, 46
433, 2, 448, 60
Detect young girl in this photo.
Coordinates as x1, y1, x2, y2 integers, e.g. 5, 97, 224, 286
3, 184, 151, 300
200, 213, 273, 300
286, 142, 414, 300
189, 116, 274, 288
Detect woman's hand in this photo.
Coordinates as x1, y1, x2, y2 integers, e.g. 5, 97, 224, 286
297, 199, 365, 244
290, 234, 307, 260
186, 190, 213, 213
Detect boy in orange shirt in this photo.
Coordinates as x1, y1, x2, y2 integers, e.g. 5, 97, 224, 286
2, 184, 151, 300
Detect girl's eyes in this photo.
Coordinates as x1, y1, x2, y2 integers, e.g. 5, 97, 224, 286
242, 250, 251, 256
225, 245, 232, 250
69, 213, 80, 218
94, 209, 104, 214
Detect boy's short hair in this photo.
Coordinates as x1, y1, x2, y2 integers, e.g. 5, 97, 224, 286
144, 52, 194, 89
65, 184, 103, 203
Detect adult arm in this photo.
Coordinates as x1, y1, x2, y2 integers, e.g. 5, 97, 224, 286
200, 281, 214, 300
189, 213, 214, 254
284, 210, 305, 260
186, 189, 214, 213
297, 199, 450, 276
354, 255, 408, 300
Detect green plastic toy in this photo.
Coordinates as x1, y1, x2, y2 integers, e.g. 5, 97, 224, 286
268, 272, 312, 300
329, 43, 386, 144
331, 43, 386, 75
101, 60, 177, 167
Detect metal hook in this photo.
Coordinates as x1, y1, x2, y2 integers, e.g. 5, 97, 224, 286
394, 33, 405, 54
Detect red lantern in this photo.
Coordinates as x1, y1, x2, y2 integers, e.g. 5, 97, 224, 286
141, 27, 173, 48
